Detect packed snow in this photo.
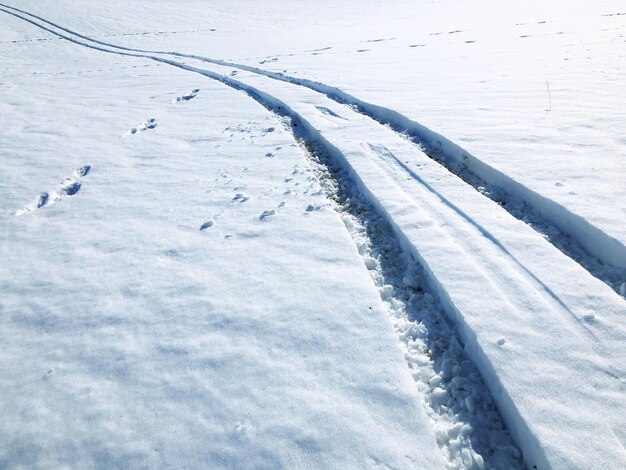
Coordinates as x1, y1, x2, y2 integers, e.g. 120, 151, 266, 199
1, 1, 625, 469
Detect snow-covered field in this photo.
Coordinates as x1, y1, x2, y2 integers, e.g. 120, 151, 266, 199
1, 1, 624, 469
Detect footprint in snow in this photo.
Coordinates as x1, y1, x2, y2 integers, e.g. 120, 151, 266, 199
59, 179, 81, 196
200, 220, 214, 231
305, 203, 326, 212
172, 88, 200, 103
259, 210, 275, 221
15, 165, 91, 216
73, 165, 91, 178
260, 202, 284, 221
128, 118, 157, 135
14, 192, 49, 216
232, 193, 250, 203
48, 165, 91, 205
233, 421, 254, 440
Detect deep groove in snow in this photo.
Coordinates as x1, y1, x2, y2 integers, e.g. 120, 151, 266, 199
1, 1, 623, 295
361, 116, 626, 297
252, 80, 625, 296
294, 133, 525, 469
208, 71, 626, 297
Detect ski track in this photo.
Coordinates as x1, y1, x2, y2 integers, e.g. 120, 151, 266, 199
1, 0, 622, 295
365, 143, 599, 341
0, 27, 216, 44
3, 5, 626, 469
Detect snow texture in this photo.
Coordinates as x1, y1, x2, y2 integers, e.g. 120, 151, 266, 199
1, 1, 625, 469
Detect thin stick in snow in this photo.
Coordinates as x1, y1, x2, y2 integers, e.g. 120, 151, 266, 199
545, 79, 552, 112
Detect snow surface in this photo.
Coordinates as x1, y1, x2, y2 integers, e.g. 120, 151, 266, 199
1, 1, 625, 469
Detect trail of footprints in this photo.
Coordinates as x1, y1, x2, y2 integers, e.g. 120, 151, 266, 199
16, 85, 323, 229
126, 89, 200, 135
200, 136, 327, 233
16, 88, 201, 216
200, 191, 252, 231
15, 165, 91, 216
2, 28, 216, 45
197, 122, 318, 231
127, 118, 158, 135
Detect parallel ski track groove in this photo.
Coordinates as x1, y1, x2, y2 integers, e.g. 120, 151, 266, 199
369, 145, 598, 339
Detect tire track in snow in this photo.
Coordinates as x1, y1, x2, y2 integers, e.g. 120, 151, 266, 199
0, 6, 525, 468
4, 0, 616, 294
